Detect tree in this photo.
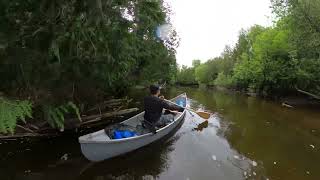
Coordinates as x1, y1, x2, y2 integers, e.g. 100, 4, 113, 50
233, 24, 297, 94
271, 0, 320, 95
195, 58, 221, 85
272, 0, 320, 59
176, 65, 197, 85
0, 0, 178, 133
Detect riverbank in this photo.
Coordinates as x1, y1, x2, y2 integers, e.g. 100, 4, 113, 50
176, 84, 320, 109
0, 98, 139, 140
222, 87, 320, 109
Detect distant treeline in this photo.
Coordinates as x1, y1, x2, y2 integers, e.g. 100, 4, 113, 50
177, 0, 320, 97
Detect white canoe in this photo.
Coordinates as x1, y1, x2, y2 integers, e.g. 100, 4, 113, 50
79, 93, 187, 162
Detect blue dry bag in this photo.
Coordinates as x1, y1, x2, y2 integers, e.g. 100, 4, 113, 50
122, 130, 136, 138
113, 131, 123, 139
113, 130, 136, 139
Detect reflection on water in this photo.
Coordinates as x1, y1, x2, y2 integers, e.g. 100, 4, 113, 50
193, 120, 208, 132
1, 87, 320, 180
172, 87, 320, 180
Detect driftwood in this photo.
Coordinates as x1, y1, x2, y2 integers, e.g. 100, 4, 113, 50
282, 102, 294, 108
86, 102, 122, 112
86, 99, 132, 113
37, 98, 134, 129
29, 124, 40, 130
16, 125, 35, 133
64, 108, 139, 129
81, 108, 138, 121
296, 87, 320, 100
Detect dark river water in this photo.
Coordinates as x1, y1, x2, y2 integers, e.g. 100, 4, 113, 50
1, 87, 320, 180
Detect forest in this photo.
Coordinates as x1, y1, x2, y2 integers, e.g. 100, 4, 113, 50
177, 0, 320, 98
0, 0, 178, 134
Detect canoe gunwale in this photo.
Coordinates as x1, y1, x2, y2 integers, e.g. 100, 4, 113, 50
79, 93, 187, 144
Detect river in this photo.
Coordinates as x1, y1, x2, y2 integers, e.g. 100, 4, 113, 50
1, 87, 319, 180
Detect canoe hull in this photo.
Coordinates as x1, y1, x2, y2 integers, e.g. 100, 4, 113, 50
79, 93, 187, 162
80, 112, 185, 161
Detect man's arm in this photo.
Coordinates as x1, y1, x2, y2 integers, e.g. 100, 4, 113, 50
161, 99, 184, 112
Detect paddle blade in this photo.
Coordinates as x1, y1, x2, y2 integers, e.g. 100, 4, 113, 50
196, 111, 210, 119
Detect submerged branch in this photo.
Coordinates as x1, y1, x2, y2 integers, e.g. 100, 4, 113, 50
296, 87, 320, 100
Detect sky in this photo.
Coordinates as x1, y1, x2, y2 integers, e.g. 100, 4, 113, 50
168, 0, 273, 66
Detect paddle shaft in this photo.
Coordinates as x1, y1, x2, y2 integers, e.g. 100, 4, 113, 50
163, 98, 210, 119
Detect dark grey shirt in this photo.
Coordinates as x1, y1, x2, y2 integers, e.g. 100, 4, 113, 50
143, 96, 183, 123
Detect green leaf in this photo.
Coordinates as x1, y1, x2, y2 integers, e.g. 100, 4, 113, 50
0, 99, 33, 134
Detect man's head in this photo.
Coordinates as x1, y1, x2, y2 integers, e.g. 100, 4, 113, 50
149, 84, 161, 96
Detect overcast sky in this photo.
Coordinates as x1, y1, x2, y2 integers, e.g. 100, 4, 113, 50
168, 0, 273, 66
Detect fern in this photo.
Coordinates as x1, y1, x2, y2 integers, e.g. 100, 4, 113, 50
0, 98, 33, 134
44, 102, 81, 130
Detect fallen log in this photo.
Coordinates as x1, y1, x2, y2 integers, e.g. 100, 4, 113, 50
16, 125, 35, 133
86, 99, 132, 113
29, 124, 40, 130
64, 108, 139, 129
81, 108, 138, 121
86, 102, 122, 113
38, 99, 134, 130
296, 87, 320, 100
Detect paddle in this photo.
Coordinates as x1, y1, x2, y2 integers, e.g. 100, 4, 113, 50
158, 83, 210, 119
163, 99, 211, 120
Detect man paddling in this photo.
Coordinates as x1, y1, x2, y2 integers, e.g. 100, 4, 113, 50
143, 85, 184, 133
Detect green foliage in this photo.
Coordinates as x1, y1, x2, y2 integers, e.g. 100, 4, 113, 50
296, 58, 320, 94
233, 53, 262, 90
195, 64, 209, 84
188, 10, 319, 96
0, 98, 32, 134
214, 72, 234, 88
0, 0, 178, 131
195, 61, 216, 85
194, 47, 237, 86
0, 0, 177, 97
270, 0, 320, 96
272, 0, 320, 58
176, 0, 320, 97
176, 65, 197, 85
233, 25, 297, 94
44, 102, 81, 130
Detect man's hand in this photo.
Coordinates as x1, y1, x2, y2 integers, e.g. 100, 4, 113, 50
169, 110, 180, 115
159, 95, 165, 100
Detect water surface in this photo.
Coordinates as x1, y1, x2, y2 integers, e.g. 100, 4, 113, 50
1, 87, 319, 180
